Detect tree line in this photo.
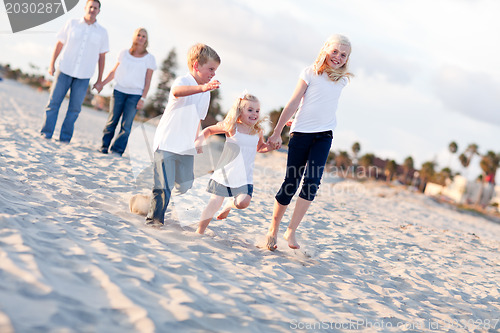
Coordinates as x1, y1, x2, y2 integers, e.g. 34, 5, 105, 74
268, 107, 498, 190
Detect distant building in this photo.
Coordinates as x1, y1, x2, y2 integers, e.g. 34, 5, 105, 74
425, 175, 498, 208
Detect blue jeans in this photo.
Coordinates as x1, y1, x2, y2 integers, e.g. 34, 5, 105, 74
146, 151, 195, 224
40, 71, 90, 142
275, 131, 332, 205
101, 89, 141, 154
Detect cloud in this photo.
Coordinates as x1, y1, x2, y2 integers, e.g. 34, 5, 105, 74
351, 45, 421, 85
148, 0, 320, 64
434, 65, 500, 126
142, 0, 324, 110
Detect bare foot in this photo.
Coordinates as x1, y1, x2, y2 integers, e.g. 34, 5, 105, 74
216, 207, 231, 220
266, 234, 277, 251
283, 229, 300, 249
197, 218, 211, 234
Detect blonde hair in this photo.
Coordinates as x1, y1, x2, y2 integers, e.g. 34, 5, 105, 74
313, 34, 353, 82
222, 94, 264, 135
187, 43, 221, 71
130, 28, 148, 55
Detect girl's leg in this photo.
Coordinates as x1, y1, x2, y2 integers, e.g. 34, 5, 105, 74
285, 133, 332, 249
283, 197, 312, 249
266, 200, 288, 250
217, 193, 251, 220
197, 195, 225, 234
267, 133, 312, 251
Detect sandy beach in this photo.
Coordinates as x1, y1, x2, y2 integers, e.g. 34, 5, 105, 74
0, 79, 499, 332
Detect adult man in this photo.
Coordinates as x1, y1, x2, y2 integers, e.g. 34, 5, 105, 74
40, 0, 109, 143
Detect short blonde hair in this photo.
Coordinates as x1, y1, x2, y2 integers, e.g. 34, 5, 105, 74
187, 43, 221, 71
222, 94, 264, 135
313, 34, 353, 82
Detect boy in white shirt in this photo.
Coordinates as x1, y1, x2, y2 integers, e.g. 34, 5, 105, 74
145, 43, 221, 226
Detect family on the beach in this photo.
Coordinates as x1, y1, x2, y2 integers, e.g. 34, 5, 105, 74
39, 0, 353, 251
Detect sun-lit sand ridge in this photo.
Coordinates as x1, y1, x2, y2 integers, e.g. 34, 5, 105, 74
0, 80, 499, 332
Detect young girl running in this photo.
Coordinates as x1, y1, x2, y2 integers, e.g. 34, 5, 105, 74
195, 93, 273, 234
266, 34, 353, 250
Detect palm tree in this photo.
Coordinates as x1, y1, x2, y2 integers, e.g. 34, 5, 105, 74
466, 143, 479, 161
351, 142, 361, 172
435, 167, 452, 186
384, 160, 398, 183
459, 153, 469, 168
403, 156, 414, 185
459, 143, 479, 178
327, 151, 336, 166
335, 151, 352, 176
267, 107, 289, 145
359, 153, 375, 178
419, 161, 436, 192
449, 141, 458, 153
462, 143, 479, 178
448, 141, 458, 168
480, 151, 500, 184
476, 151, 500, 206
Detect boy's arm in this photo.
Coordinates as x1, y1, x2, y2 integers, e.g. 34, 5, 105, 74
172, 80, 220, 98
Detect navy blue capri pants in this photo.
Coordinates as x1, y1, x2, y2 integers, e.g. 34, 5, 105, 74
275, 131, 332, 205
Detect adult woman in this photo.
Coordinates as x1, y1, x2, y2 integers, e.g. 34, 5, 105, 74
95, 27, 156, 155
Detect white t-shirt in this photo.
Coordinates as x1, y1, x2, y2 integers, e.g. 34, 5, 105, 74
57, 18, 109, 79
211, 129, 259, 188
290, 65, 348, 134
153, 73, 210, 155
114, 49, 157, 95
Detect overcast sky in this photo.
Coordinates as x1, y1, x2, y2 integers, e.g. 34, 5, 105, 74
1, 0, 499, 179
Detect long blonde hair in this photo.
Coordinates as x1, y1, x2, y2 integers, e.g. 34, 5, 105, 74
313, 34, 353, 82
130, 27, 149, 55
222, 93, 264, 135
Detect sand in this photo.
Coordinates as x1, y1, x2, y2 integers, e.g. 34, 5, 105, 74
0, 79, 499, 332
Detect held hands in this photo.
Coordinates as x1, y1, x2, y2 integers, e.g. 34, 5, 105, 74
266, 119, 292, 150
267, 132, 282, 150
93, 81, 104, 93
202, 80, 221, 92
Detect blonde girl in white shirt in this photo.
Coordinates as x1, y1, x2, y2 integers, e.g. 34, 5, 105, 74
266, 34, 353, 251
195, 93, 273, 234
